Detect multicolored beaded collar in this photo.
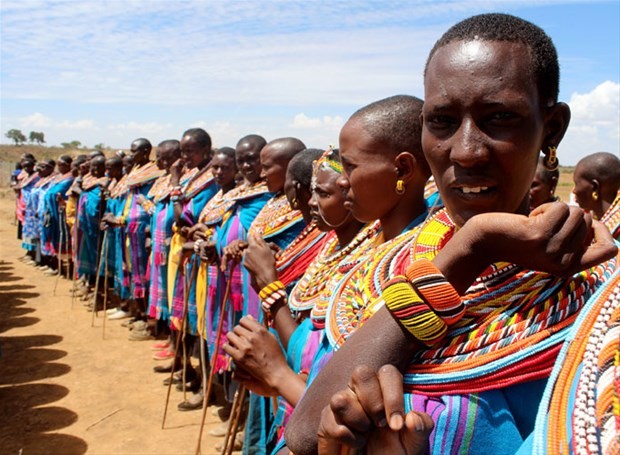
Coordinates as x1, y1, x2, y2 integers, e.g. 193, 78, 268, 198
601, 193, 620, 240
391, 209, 617, 396
249, 193, 303, 240
125, 161, 164, 188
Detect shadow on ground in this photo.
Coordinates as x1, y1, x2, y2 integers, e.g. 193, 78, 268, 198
0, 262, 88, 454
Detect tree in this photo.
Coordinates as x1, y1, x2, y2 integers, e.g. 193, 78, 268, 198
61, 140, 82, 149
6, 129, 27, 146
94, 143, 106, 152
29, 131, 46, 144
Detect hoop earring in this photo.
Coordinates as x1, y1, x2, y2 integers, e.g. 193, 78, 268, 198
291, 197, 298, 209
395, 179, 405, 195
592, 191, 599, 201
543, 146, 558, 171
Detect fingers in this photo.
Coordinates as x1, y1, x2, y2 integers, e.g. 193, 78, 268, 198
376, 365, 405, 431
580, 220, 618, 270
318, 403, 367, 453
348, 365, 388, 429
238, 315, 262, 331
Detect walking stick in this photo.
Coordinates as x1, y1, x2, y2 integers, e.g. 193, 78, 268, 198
91, 230, 108, 327
221, 385, 248, 455
53, 209, 64, 296
195, 265, 234, 455
161, 254, 198, 429
102, 231, 111, 339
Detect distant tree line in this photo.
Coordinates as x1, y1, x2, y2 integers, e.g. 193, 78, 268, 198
4, 128, 108, 151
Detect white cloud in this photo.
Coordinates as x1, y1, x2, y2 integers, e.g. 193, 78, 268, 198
561, 81, 620, 164
290, 114, 344, 129
19, 112, 53, 128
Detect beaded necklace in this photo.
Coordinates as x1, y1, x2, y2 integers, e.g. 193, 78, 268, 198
147, 173, 172, 203
601, 193, 620, 239
125, 161, 164, 188
200, 180, 270, 226
109, 174, 130, 199
249, 193, 303, 239
275, 221, 327, 287
394, 209, 616, 396
34, 172, 58, 188
183, 167, 214, 199
289, 221, 382, 313
325, 214, 428, 348
530, 271, 620, 455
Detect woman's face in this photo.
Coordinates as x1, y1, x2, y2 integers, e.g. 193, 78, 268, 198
211, 154, 237, 190
180, 135, 207, 169
422, 40, 548, 227
309, 167, 350, 231
572, 164, 595, 212
236, 143, 262, 184
338, 118, 399, 223
529, 163, 556, 210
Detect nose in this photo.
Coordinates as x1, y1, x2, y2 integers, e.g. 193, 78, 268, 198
449, 118, 489, 168
308, 193, 318, 210
336, 174, 350, 190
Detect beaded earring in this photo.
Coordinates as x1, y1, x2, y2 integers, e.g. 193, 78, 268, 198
395, 179, 405, 195
543, 146, 559, 171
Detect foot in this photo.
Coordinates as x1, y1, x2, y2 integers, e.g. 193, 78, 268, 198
177, 391, 203, 411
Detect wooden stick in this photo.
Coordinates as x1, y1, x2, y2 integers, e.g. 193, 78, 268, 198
195, 266, 234, 455
222, 385, 247, 455
90, 230, 108, 327
102, 231, 110, 339
85, 408, 122, 431
161, 255, 197, 429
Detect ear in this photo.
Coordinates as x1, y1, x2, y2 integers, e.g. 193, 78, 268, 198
543, 102, 571, 149
591, 178, 600, 193
394, 152, 417, 184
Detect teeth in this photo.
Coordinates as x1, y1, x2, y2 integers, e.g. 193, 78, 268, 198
461, 186, 488, 194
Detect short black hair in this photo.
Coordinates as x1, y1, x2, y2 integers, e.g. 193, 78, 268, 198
214, 146, 236, 161
236, 134, 267, 152
182, 128, 212, 150
58, 155, 72, 165
426, 13, 559, 106
131, 138, 152, 153
158, 139, 181, 150
350, 95, 429, 177
287, 148, 325, 190
576, 152, 620, 188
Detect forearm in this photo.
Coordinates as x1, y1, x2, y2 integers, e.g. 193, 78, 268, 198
273, 367, 308, 408
285, 307, 415, 455
270, 298, 299, 350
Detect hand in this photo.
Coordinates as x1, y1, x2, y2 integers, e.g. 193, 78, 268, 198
223, 316, 289, 390
472, 202, 617, 277
198, 241, 218, 264
188, 223, 207, 241
232, 367, 280, 397
170, 158, 183, 183
221, 239, 249, 271
242, 233, 279, 290
135, 194, 147, 206
316, 364, 433, 455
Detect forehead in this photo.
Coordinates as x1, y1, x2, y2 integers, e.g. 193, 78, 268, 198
425, 40, 537, 106
260, 145, 279, 162
339, 118, 387, 162
315, 167, 339, 186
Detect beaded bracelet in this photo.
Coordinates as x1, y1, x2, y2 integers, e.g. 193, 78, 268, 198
382, 275, 447, 346
404, 258, 464, 325
259, 280, 287, 313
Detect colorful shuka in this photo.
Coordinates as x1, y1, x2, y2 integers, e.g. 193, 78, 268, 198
168, 167, 218, 334
16, 171, 40, 238
41, 172, 74, 257
241, 192, 314, 455
601, 193, 620, 240
196, 181, 270, 355
145, 169, 195, 321
122, 161, 164, 299
75, 175, 108, 277
365, 209, 618, 455
105, 174, 131, 301
22, 172, 57, 254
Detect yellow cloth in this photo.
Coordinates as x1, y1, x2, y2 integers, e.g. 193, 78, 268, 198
196, 261, 208, 338
167, 230, 185, 330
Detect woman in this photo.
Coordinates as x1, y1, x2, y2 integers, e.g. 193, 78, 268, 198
529, 155, 559, 210
287, 13, 618, 455
573, 151, 620, 238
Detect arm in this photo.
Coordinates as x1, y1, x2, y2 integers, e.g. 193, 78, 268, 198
243, 233, 298, 349
286, 203, 618, 454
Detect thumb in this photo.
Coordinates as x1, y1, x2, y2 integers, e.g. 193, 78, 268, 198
399, 411, 434, 455
580, 220, 618, 270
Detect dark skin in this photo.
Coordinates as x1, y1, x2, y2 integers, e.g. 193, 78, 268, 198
529, 159, 558, 210
289, 40, 618, 455
572, 154, 620, 220
220, 142, 294, 271
224, 166, 363, 407
171, 134, 211, 227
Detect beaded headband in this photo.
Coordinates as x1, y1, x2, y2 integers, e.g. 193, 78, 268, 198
312, 146, 342, 191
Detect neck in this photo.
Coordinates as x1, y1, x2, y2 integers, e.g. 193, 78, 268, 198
380, 196, 427, 241
335, 220, 365, 247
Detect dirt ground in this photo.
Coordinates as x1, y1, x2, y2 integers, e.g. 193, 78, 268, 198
0, 196, 230, 454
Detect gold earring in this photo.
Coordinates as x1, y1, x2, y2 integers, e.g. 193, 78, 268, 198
543, 146, 558, 171
395, 179, 405, 195
291, 197, 298, 209
592, 191, 598, 201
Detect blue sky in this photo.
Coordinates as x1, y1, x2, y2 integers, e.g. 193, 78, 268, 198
1, 0, 618, 165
